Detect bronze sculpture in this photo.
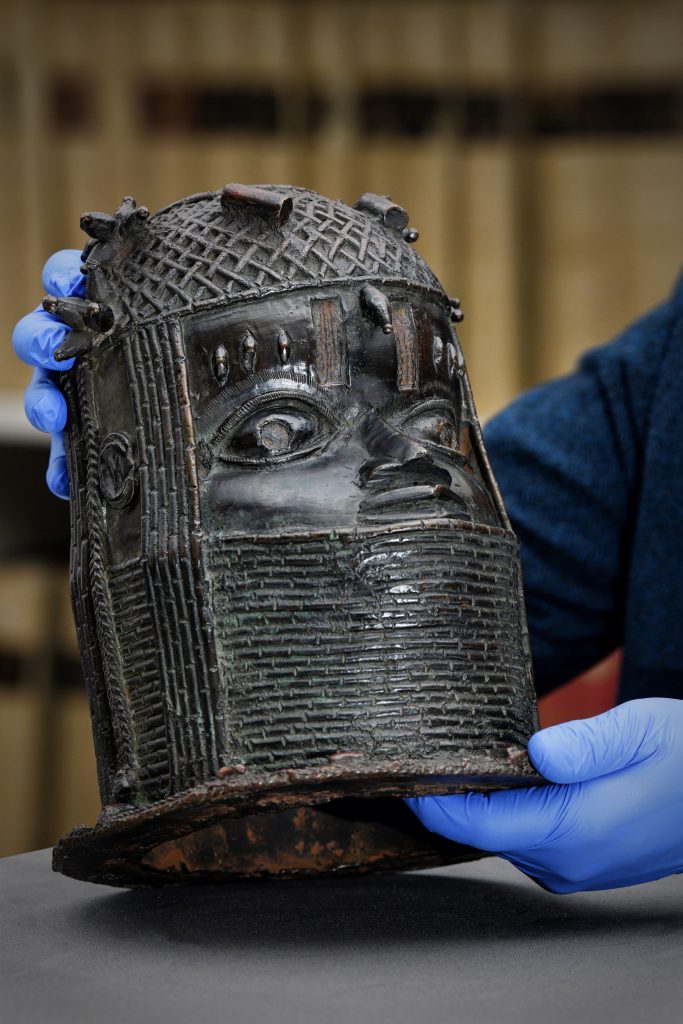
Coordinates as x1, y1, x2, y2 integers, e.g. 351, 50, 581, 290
49, 183, 541, 885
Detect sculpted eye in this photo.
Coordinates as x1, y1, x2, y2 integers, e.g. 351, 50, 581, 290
258, 416, 294, 452
394, 398, 460, 452
215, 393, 340, 465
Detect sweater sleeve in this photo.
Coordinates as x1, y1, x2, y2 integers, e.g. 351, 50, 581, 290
482, 293, 678, 696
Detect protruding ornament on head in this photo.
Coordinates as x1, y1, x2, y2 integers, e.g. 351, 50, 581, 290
360, 284, 393, 334
79, 196, 151, 302
43, 295, 116, 361
80, 196, 149, 246
353, 192, 409, 231
221, 184, 294, 227
353, 192, 420, 245
449, 296, 464, 324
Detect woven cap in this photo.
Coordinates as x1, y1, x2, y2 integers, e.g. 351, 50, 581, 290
80, 185, 441, 331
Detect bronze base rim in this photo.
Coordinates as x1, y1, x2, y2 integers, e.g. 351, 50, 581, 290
53, 752, 544, 888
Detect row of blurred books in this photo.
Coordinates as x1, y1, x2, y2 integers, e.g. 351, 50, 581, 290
2, 0, 682, 415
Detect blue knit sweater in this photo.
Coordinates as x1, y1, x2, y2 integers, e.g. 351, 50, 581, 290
483, 273, 683, 701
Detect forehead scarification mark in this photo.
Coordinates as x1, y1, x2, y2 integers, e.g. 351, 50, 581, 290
276, 329, 291, 365
432, 336, 444, 376
446, 340, 462, 379
212, 344, 229, 384
240, 330, 258, 374
311, 296, 349, 387
390, 300, 418, 392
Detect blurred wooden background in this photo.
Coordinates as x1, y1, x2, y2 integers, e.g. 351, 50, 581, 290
1, 0, 682, 856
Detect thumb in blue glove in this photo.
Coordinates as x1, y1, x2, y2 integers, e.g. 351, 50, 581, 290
406, 698, 683, 893
12, 249, 86, 498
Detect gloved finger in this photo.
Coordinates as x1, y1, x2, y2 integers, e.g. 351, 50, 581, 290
12, 308, 75, 371
46, 432, 69, 500
528, 699, 665, 785
41, 249, 86, 298
24, 367, 67, 433
405, 784, 572, 852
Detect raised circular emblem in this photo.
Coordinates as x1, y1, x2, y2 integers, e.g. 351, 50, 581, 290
98, 432, 136, 508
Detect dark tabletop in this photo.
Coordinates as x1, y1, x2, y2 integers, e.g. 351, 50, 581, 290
2, 848, 682, 1024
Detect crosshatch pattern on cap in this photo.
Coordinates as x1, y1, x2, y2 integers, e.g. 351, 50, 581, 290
84, 185, 443, 329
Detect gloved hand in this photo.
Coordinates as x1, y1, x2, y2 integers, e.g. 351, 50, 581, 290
406, 698, 683, 893
12, 249, 86, 499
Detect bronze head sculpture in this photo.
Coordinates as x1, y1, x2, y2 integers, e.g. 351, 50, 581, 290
50, 184, 541, 885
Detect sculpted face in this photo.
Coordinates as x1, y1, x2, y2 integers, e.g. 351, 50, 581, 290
180, 282, 518, 775
186, 284, 500, 536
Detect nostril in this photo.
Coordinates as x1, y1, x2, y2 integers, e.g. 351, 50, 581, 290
359, 484, 469, 511
357, 460, 402, 488
357, 455, 451, 491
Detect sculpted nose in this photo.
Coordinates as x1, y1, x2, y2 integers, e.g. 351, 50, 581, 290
355, 411, 470, 521
356, 409, 448, 487
358, 409, 424, 458
357, 453, 470, 522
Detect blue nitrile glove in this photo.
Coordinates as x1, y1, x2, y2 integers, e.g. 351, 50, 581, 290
406, 698, 683, 893
12, 249, 85, 498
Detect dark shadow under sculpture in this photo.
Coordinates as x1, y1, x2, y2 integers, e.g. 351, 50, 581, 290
49, 184, 542, 886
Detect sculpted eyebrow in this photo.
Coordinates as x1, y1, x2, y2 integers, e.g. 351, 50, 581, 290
381, 382, 453, 419
196, 368, 332, 436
